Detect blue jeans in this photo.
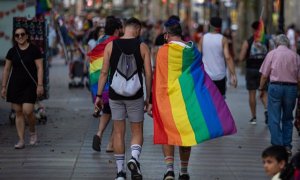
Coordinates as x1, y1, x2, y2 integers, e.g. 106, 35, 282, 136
268, 84, 297, 149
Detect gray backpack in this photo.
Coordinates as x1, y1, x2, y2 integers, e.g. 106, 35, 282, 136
110, 41, 141, 97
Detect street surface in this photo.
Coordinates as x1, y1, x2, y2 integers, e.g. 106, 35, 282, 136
0, 56, 299, 180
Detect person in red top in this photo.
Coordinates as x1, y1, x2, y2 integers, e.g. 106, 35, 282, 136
259, 34, 300, 155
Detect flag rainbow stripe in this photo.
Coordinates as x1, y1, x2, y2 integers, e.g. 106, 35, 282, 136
153, 42, 237, 146
254, 18, 265, 43
87, 36, 118, 102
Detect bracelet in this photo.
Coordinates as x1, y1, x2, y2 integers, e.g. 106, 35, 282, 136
96, 94, 102, 98
258, 88, 263, 91
38, 84, 43, 87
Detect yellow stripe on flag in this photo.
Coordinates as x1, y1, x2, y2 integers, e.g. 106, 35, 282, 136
89, 58, 103, 74
168, 44, 196, 146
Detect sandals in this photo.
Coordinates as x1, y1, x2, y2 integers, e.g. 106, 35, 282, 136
14, 141, 25, 149
29, 132, 37, 145
92, 135, 101, 152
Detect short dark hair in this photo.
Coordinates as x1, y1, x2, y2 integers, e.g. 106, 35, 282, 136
210, 17, 222, 28
168, 15, 180, 22
251, 21, 260, 30
164, 19, 182, 37
105, 17, 122, 35
262, 145, 288, 163
125, 17, 141, 29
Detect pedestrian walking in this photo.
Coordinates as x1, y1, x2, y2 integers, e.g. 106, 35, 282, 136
1, 27, 44, 149
259, 34, 300, 155
198, 17, 237, 97
148, 18, 236, 180
239, 21, 269, 125
94, 17, 152, 180
87, 16, 123, 152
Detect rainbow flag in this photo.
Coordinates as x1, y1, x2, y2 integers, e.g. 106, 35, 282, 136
254, 18, 266, 43
153, 42, 237, 146
87, 36, 118, 103
36, 0, 52, 15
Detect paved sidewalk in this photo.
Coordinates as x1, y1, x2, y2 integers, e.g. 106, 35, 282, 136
0, 57, 299, 180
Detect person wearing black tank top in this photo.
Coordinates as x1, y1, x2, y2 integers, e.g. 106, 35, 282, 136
94, 17, 152, 180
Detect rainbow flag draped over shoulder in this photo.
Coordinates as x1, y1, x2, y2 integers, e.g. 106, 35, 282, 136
153, 42, 237, 146
254, 18, 266, 43
87, 36, 118, 103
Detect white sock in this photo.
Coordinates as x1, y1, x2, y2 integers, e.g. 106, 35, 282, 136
131, 144, 142, 161
114, 154, 125, 173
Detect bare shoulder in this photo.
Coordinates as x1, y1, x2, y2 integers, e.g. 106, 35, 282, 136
140, 42, 150, 53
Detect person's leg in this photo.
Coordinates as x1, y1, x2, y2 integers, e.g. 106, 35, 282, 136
92, 113, 111, 152
248, 90, 257, 119
179, 146, 191, 179
109, 99, 126, 179
261, 90, 269, 124
163, 145, 175, 179
130, 122, 143, 159
106, 127, 114, 152
113, 120, 126, 173
23, 103, 37, 145
281, 85, 297, 151
12, 103, 25, 148
126, 97, 144, 179
268, 84, 283, 146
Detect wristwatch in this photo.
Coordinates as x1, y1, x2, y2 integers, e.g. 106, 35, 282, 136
96, 94, 102, 98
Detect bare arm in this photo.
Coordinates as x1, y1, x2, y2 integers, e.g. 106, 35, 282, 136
239, 41, 248, 62
223, 37, 237, 87
198, 37, 203, 52
97, 42, 112, 96
259, 75, 268, 90
35, 58, 44, 86
1, 59, 12, 88
140, 42, 152, 102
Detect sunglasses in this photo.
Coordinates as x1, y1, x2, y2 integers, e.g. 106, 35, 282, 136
14, 32, 26, 38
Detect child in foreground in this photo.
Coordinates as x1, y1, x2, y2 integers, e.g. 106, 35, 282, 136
262, 145, 288, 180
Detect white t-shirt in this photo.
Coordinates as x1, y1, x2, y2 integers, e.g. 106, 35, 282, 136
202, 33, 226, 81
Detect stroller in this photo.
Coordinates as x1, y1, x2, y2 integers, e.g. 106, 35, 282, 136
68, 47, 86, 88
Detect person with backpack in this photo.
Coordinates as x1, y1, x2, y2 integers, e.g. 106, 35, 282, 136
94, 17, 152, 180
239, 21, 269, 125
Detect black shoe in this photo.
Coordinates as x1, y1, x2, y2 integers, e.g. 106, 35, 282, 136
285, 147, 292, 157
127, 157, 142, 180
178, 173, 190, 180
264, 111, 268, 124
249, 117, 257, 125
92, 135, 101, 152
163, 171, 175, 180
115, 171, 126, 180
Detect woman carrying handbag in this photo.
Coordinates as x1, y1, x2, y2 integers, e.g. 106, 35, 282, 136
1, 27, 44, 149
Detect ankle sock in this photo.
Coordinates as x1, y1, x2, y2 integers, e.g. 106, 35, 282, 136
180, 160, 189, 174
114, 154, 125, 173
131, 144, 142, 161
165, 156, 174, 172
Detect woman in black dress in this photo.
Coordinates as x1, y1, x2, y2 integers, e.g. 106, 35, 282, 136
1, 27, 44, 149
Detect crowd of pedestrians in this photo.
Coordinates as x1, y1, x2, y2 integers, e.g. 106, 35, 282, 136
1, 10, 300, 180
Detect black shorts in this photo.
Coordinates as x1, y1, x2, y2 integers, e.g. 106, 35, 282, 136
102, 103, 111, 114
213, 77, 226, 96
246, 68, 260, 90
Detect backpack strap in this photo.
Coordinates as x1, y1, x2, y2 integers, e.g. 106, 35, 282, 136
114, 39, 141, 54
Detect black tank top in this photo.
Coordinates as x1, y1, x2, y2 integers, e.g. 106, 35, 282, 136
109, 38, 144, 100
